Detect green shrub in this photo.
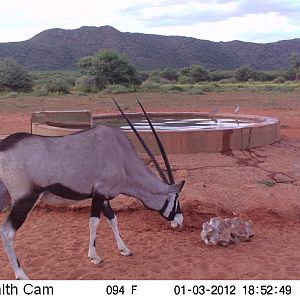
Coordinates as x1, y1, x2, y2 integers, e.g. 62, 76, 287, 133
168, 85, 184, 92
137, 71, 149, 83
6, 91, 18, 98
0, 91, 19, 99
147, 74, 170, 84
235, 65, 255, 82
186, 87, 205, 95
209, 70, 234, 81
77, 49, 140, 89
32, 85, 49, 97
179, 65, 209, 82
102, 84, 136, 94
75, 75, 96, 93
201, 83, 221, 92
218, 78, 238, 84
159, 68, 179, 81
272, 76, 286, 83
0, 57, 33, 92
44, 77, 70, 94
140, 80, 161, 92
177, 75, 195, 84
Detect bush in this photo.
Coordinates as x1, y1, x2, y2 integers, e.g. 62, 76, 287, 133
169, 85, 184, 92
209, 70, 234, 81
179, 65, 209, 82
0, 57, 33, 92
44, 77, 70, 94
77, 49, 140, 89
235, 65, 255, 82
137, 71, 149, 83
159, 68, 179, 81
101, 84, 136, 94
75, 75, 96, 93
177, 75, 195, 84
180, 67, 190, 76
147, 74, 162, 83
1, 91, 18, 99
32, 86, 49, 97
218, 78, 238, 84
186, 87, 205, 95
255, 71, 274, 82
201, 83, 221, 92
140, 80, 162, 92
272, 76, 286, 83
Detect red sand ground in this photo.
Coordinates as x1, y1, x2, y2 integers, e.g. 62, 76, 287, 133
1, 92, 300, 279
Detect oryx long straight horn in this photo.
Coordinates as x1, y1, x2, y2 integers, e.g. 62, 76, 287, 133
112, 97, 169, 184
137, 98, 175, 184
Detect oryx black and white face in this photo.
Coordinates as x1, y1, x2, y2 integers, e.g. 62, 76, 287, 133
160, 193, 182, 227
159, 180, 185, 228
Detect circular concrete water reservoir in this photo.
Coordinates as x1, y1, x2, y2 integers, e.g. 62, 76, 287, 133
31, 111, 280, 154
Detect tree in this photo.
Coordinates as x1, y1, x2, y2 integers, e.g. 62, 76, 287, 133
189, 64, 209, 82
0, 57, 33, 92
234, 65, 254, 82
77, 49, 140, 89
179, 64, 209, 82
290, 53, 300, 84
160, 68, 179, 81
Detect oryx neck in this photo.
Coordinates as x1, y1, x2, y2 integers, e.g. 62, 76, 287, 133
123, 168, 169, 211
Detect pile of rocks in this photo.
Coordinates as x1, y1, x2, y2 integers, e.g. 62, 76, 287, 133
201, 217, 254, 246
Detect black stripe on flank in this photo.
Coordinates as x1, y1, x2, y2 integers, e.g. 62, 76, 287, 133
43, 183, 91, 201
0, 132, 32, 152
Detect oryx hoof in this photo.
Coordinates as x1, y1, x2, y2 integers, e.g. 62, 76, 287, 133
16, 275, 29, 280
120, 249, 133, 256
90, 256, 103, 265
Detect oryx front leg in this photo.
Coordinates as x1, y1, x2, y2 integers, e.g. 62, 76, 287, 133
1, 193, 40, 280
103, 202, 133, 257
88, 192, 104, 265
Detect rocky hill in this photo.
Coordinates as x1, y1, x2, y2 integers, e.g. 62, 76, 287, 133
0, 25, 299, 71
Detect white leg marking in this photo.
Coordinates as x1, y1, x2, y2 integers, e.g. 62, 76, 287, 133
88, 217, 103, 264
0, 222, 29, 280
107, 216, 133, 256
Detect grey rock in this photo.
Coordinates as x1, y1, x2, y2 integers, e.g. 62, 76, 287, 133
201, 216, 254, 246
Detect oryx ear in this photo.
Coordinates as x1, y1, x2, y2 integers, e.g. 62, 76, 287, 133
169, 180, 185, 193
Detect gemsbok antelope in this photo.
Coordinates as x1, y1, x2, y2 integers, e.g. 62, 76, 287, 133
0, 99, 185, 280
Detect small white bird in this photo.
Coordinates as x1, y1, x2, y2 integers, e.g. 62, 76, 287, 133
234, 106, 240, 114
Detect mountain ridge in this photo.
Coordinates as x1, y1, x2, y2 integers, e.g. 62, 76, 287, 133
0, 25, 299, 71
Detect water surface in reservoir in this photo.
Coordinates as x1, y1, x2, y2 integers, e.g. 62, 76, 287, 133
96, 117, 259, 131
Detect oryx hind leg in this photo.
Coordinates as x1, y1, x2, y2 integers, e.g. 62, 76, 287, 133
0, 192, 40, 280
88, 192, 104, 265
103, 201, 133, 257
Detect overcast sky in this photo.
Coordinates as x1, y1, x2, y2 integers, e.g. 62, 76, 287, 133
1, 0, 300, 43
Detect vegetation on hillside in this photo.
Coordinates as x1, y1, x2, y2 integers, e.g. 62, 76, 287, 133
1, 26, 300, 71
0, 50, 300, 98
